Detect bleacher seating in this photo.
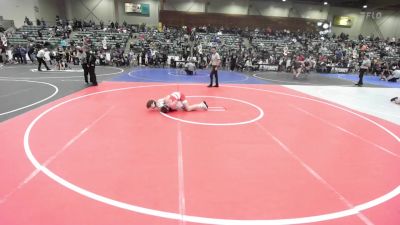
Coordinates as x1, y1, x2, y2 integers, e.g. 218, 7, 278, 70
7, 25, 61, 46
71, 30, 130, 50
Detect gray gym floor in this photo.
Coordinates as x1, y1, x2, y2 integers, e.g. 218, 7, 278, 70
251, 71, 376, 87
0, 64, 125, 122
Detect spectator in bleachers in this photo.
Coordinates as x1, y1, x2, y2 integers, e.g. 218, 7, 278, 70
19, 46, 27, 64
4, 17, 400, 80
12, 45, 21, 64
37, 29, 43, 39
65, 48, 71, 63
0, 41, 6, 64
24, 17, 32, 26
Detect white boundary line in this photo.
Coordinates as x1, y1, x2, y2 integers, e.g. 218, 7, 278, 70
23, 84, 400, 225
30, 69, 84, 73
290, 104, 400, 158
222, 85, 400, 142
0, 79, 58, 116
160, 95, 264, 126
0, 106, 114, 204
208, 109, 226, 112
177, 122, 186, 225
1, 65, 35, 69
208, 106, 226, 112
255, 122, 375, 225
0, 67, 124, 79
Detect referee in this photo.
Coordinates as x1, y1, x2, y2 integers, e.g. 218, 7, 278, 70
37, 47, 50, 71
355, 55, 371, 87
208, 47, 221, 87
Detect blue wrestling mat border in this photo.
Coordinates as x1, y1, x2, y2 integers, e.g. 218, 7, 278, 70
111, 68, 269, 84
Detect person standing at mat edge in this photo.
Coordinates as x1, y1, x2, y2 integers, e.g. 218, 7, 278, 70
37, 47, 50, 71
86, 49, 98, 86
78, 47, 88, 84
355, 55, 371, 87
208, 47, 221, 87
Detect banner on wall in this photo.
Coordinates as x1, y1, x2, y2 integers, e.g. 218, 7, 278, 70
125, 3, 150, 16
332, 16, 353, 28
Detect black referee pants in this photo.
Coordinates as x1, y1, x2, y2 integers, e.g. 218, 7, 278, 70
37, 57, 50, 71
357, 68, 367, 85
209, 66, 219, 86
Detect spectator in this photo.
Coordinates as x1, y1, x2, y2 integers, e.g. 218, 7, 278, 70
184, 60, 196, 75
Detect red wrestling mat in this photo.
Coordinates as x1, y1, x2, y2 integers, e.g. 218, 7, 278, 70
0, 82, 399, 225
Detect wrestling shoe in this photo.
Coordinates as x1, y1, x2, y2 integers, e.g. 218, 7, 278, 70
201, 101, 208, 110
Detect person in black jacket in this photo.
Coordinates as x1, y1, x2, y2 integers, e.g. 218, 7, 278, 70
86, 49, 97, 86
78, 47, 88, 84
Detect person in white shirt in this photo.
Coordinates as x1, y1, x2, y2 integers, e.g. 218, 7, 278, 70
208, 47, 221, 87
36, 47, 50, 71
184, 60, 196, 75
355, 55, 371, 86
385, 69, 400, 82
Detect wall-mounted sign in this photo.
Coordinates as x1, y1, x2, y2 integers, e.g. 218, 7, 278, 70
125, 3, 150, 16
332, 16, 353, 28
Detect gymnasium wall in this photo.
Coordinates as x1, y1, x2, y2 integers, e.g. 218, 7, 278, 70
208, 0, 249, 15
328, 7, 400, 38
63, 0, 159, 26
64, 0, 115, 24
36, 0, 66, 24
163, 0, 204, 13
163, 0, 329, 20
0, 0, 37, 27
0, 0, 65, 27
